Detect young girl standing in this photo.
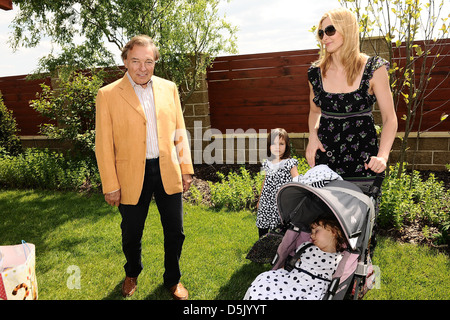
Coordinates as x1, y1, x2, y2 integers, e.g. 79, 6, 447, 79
256, 128, 299, 237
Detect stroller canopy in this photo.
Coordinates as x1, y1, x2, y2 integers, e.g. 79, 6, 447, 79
276, 180, 373, 250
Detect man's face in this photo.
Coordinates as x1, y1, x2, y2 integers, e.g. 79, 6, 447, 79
123, 45, 156, 87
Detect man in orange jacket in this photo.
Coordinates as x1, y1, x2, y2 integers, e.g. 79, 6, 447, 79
95, 35, 194, 299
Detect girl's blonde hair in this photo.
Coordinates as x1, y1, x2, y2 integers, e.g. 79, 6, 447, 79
314, 7, 367, 86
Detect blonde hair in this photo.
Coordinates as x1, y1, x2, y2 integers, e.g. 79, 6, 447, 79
314, 8, 367, 86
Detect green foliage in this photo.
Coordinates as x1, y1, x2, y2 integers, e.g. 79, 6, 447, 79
379, 163, 450, 245
0, 92, 22, 156
209, 167, 264, 212
0, 148, 100, 191
208, 158, 310, 212
1, 144, 447, 247
294, 155, 311, 175
290, 143, 312, 174
30, 72, 103, 161
365, 237, 450, 300
9, 0, 237, 99
1, 189, 449, 300
186, 184, 204, 206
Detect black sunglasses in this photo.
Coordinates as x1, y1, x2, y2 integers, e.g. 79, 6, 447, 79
318, 25, 336, 39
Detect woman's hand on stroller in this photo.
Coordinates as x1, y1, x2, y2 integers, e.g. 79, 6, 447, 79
306, 136, 325, 168
364, 156, 387, 173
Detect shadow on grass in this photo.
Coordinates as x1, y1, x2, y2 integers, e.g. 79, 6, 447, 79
102, 281, 174, 300
102, 281, 124, 300
144, 284, 173, 300
0, 190, 272, 300
214, 262, 269, 300
0, 189, 114, 259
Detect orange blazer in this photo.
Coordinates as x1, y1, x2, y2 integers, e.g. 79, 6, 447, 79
95, 74, 194, 205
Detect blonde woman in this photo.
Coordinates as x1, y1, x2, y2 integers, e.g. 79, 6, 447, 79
306, 8, 397, 190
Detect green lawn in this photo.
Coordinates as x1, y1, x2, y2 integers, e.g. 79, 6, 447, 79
0, 189, 448, 300
365, 237, 450, 300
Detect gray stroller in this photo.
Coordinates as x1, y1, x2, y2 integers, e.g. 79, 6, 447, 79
271, 175, 383, 300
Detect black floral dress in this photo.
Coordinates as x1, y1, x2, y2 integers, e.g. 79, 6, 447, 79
308, 56, 389, 182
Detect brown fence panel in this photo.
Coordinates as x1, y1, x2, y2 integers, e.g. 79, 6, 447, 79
0, 0, 13, 10
391, 39, 450, 132
207, 50, 318, 133
207, 43, 449, 133
0, 42, 448, 137
0, 74, 52, 135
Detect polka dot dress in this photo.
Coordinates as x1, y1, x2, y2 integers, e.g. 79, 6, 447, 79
293, 164, 342, 188
256, 158, 298, 230
244, 242, 341, 300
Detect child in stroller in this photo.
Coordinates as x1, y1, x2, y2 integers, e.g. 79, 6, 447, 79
244, 218, 347, 300
246, 167, 384, 300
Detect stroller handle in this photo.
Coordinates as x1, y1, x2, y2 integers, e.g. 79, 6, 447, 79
368, 172, 385, 198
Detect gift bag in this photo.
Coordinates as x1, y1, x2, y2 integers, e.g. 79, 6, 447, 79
0, 241, 38, 300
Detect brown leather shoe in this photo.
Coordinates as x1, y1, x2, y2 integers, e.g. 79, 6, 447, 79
121, 276, 137, 297
169, 282, 189, 300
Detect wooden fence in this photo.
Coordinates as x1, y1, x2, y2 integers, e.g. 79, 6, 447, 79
0, 74, 52, 135
1, 42, 448, 136
0, 40, 448, 169
207, 49, 317, 133
390, 39, 450, 132
0, 0, 13, 10
206, 40, 450, 133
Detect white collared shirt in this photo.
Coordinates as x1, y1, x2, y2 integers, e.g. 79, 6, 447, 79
126, 72, 159, 159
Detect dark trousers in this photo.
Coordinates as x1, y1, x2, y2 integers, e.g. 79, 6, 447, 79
118, 158, 185, 288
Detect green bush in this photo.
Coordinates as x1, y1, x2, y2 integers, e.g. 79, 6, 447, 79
379, 163, 450, 245
0, 148, 100, 191
294, 156, 310, 175
209, 167, 264, 212
205, 159, 449, 246
30, 72, 103, 161
208, 157, 310, 212
0, 92, 22, 156
186, 184, 204, 206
